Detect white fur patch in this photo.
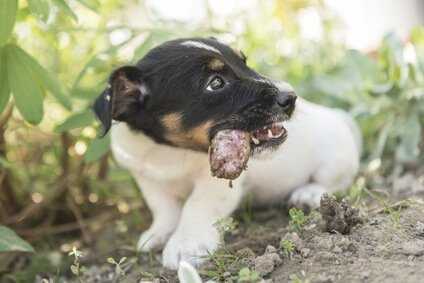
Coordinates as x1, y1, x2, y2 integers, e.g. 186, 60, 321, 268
181, 40, 221, 54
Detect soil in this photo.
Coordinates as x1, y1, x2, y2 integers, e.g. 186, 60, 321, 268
60, 197, 424, 283
3, 177, 424, 283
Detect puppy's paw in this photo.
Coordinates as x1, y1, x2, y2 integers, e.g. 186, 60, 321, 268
137, 226, 174, 252
289, 184, 327, 210
162, 229, 219, 270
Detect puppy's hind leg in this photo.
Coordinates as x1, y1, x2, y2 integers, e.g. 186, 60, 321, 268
134, 175, 185, 252
289, 160, 358, 210
288, 183, 327, 210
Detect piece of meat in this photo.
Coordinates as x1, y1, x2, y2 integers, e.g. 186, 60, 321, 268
209, 129, 251, 180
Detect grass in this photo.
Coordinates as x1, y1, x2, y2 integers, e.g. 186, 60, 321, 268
280, 239, 295, 258
288, 208, 307, 233
238, 267, 261, 282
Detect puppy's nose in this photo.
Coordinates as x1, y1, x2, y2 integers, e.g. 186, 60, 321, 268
276, 91, 297, 114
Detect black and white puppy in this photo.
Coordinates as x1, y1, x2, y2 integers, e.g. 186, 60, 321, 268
94, 37, 361, 269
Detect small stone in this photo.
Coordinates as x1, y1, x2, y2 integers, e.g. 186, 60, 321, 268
332, 246, 343, 253
414, 221, 424, 236
236, 247, 256, 258
401, 240, 424, 256
300, 248, 311, 258
369, 219, 379, 226
314, 274, 335, 283
223, 271, 232, 278
361, 271, 370, 279
265, 245, 277, 254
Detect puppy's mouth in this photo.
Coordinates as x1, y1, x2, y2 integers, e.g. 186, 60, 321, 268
208, 119, 287, 181
250, 121, 287, 148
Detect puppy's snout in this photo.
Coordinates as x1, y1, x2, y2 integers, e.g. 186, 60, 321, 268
276, 91, 297, 115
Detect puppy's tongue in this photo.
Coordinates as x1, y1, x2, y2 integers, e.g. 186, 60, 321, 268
209, 130, 251, 181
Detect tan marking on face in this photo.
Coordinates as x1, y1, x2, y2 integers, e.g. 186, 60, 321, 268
163, 117, 214, 151
208, 58, 225, 71
161, 113, 183, 132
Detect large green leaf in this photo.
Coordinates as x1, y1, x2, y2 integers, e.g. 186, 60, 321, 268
75, 0, 100, 12
52, 0, 78, 22
396, 112, 422, 163
84, 133, 110, 162
0, 0, 17, 46
0, 47, 10, 114
55, 110, 94, 133
28, 0, 50, 22
6, 45, 44, 124
11, 45, 72, 110
0, 225, 34, 253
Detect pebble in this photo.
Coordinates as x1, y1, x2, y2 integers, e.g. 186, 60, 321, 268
401, 240, 424, 256
414, 221, 424, 236
300, 248, 311, 258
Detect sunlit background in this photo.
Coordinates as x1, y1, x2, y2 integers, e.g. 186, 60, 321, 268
0, 1, 423, 281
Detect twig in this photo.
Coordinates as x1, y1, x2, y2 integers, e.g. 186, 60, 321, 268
67, 195, 92, 243
97, 153, 109, 180
4, 177, 71, 224
15, 202, 143, 240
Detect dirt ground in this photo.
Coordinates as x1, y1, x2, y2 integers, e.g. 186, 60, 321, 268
2, 174, 424, 283
67, 197, 424, 283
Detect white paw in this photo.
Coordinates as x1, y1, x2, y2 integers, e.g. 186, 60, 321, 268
162, 229, 219, 270
289, 184, 327, 210
137, 226, 174, 252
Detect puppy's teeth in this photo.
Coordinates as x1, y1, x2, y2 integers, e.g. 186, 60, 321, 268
252, 136, 260, 145
267, 129, 273, 138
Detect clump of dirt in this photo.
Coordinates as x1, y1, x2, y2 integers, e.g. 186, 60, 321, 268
253, 245, 282, 276
209, 129, 251, 180
320, 193, 362, 234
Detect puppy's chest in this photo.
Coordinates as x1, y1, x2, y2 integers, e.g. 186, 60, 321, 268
110, 123, 209, 181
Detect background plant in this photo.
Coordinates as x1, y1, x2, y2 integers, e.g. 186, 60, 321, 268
0, 0, 423, 281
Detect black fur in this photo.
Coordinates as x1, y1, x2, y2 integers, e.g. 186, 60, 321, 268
93, 37, 296, 150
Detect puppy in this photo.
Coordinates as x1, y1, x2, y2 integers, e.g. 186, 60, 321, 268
94, 37, 361, 269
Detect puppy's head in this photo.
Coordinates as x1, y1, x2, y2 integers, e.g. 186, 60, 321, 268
94, 37, 296, 153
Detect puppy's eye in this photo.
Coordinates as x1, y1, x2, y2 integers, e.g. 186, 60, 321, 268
206, 76, 225, 91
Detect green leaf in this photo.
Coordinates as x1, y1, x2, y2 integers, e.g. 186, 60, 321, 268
177, 261, 203, 283
0, 0, 17, 46
396, 113, 422, 163
0, 225, 34, 253
52, 0, 78, 22
5, 44, 44, 124
75, 0, 100, 12
28, 0, 50, 22
0, 47, 10, 114
10, 45, 72, 110
55, 110, 94, 133
84, 133, 110, 162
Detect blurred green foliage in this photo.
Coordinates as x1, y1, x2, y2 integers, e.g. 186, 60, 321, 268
0, 0, 423, 282
0, 2, 423, 277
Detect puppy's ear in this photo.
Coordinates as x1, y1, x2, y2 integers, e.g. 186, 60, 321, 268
93, 66, 148, 135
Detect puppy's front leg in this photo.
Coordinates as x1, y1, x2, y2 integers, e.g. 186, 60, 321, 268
162, 177, 244, 270
134, 175, 184, 252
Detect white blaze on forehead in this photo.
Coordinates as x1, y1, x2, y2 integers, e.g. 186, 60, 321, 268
274, 81, 295, 92
181, 40, 222, 54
